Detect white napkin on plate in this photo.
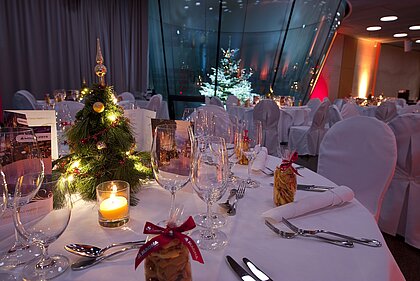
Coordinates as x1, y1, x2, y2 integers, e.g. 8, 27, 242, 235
262, 186, 354, 221
252, 147, 268, 171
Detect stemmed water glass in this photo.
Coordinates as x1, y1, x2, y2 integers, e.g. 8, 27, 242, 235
239, 120, 262, 188
191, 136, 229, 250
0, 127, 44, 268
151, 124, 192, 224
14, 175, 73, 280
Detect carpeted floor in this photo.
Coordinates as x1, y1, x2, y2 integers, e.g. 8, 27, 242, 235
296, 155, 420, 281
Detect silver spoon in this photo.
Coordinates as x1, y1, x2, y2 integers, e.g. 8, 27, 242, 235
65, 239, 146, 258
71, 245, 140, 271
218, 188, 237, 210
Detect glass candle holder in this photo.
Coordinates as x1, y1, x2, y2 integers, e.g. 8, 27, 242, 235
96, 180, 130, 228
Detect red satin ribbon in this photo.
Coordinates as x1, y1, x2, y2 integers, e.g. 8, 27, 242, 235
280, 151, 301, 176
134, 216, 204, 269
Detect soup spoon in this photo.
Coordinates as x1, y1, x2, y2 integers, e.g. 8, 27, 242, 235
65, 240, 146, 258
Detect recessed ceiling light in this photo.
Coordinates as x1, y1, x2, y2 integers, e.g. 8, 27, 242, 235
416, 39, 420, 43
366, 26, 381, 31
409, 25, 420, 30
380, 15, 398, 22
393, 33, 408, 38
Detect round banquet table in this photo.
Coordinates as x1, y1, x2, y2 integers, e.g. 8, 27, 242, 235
16, 155, 404, 281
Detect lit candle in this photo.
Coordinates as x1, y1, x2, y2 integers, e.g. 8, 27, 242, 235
99, 185, 128, 220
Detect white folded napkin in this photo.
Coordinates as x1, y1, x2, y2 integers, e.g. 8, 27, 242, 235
262, 186, 354, 221
252, 147, 268, 171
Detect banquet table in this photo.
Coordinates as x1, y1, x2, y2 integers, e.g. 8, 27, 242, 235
34, 156, 404, 281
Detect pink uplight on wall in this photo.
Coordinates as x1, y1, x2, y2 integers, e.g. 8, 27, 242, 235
311, 75, 328, 100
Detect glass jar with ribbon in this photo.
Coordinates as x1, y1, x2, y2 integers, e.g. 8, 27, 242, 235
273, 151, 301, 206
135, 216, 204, 281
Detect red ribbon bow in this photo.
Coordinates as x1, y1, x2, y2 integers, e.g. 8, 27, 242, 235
279, 151, 301, 176
134, 216, 204, 269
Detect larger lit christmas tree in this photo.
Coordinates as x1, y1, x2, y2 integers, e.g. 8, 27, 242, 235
54, 39, 152, 204
200, 48, 254, 103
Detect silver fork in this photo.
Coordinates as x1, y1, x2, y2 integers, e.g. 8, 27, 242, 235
265, 219, 298, 239
282, 217, 381, 247
227, 182, 246, 216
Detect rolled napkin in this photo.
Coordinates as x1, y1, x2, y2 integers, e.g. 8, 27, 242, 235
262, 186, 354, 221
252, 147, 268, 171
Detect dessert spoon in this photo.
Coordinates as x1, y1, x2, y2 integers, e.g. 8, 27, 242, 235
65, 239, 146, 258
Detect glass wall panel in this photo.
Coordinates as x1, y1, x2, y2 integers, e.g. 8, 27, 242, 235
149, 0, 348, 118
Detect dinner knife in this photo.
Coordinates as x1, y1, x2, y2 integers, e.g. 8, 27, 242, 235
243, 258, 273, 281
226, 255, 257, 281
297, 184, 334, 192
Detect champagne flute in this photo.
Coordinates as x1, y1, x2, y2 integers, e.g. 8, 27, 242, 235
239, 120, 262, 188
191, 136, 229, 250
151, 124, 192, 224
0, 127, 44, 268
14, 175, 73, 280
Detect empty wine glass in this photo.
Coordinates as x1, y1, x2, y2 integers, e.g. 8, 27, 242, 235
151, 124, 192, 224
181, 108, 196, 121
14, 175, 73, 280
191, 136, 229, 250
0, 127, 44, 268
239, 120, 262, 188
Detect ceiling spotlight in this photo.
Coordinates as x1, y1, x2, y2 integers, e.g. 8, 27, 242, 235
366, 26, 381, 31
416, 39, 420, 43
380, 15, 398, 22
393, 33, 408, 38
409, 25, 420, 30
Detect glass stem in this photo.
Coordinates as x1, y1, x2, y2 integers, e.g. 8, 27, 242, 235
247, 158, 252, 180
206, 203, 214, 235
169, 191, 176, 219
36, 244, 53, 269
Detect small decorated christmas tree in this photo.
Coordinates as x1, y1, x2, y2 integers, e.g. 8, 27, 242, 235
200, 48, 254, 103
54, 39, 152, 203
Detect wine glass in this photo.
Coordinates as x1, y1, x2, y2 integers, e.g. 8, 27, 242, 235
181, 108, 196, 121
0, 127, 44, 268
55, 104, 73, 157
239, 120, 262, 188
191, 136, 229, 250
14, 175, 73, 280
151, 124, 192, 224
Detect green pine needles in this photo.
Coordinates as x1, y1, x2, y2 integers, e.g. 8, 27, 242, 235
53, 84, 152, 205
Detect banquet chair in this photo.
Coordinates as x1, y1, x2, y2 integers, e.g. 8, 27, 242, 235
12, 90, 37, 109
118, 92, 135, 102
375, 101, 397, 123
395, 98, 407, 108
398, 104, 420, 115
288, 100, 330, 155
210, 96, 224, 108
205, 96, 211, 105
327, 104, 343, 127
146, 94, 162, 112
191, 105, 231, 140
306, 98, 321, 121
226, 95, 239, 106
253, 99, 280, 155
318, 116, 397, 220
55, 101, 84, 121
333, 98, 346, 111
340, 102, 360, 119
379, 113, 420, 249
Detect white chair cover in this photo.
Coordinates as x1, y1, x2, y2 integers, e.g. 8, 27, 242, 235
327, 104, 343, 127
288, 100, 330, 155
395, 98, 407, 108
12, 90, 37, 109
340, 103, 360, 119
210, 96, 224, 107
118, 92, 135, 102
375, 101, 397, 123
277, 109, 293, 144
318, 116, 397, 220
226, 95, 239, 106
146, 94, 162, 112
205, 96, 211, 105
398, 104, 420, 115
379, 114, 420, 249
55, 101, 84, 121
333, 98, 346, 111
190, 105, 231, 140
306, 98, 321, 121
253, 99, 280, 155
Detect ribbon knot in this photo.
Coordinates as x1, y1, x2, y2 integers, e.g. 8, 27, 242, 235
280, 151, 301, 176
134, 216, 204, 269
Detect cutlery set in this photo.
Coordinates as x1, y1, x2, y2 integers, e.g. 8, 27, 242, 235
265, 217, 382, 248
219, 181, 246, 216
226, 255, 273, 281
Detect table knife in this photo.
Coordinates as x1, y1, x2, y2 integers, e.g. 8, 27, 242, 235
226, 255, 257, 281
297, 184, 334, 192
243, 257, 273, 281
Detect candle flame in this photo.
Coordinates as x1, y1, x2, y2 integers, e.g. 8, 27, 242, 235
110, 184, 117, 200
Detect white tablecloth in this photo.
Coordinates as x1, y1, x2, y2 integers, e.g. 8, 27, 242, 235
35, 155, 405, 281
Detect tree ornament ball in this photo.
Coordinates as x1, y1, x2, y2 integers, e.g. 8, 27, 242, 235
93, 102, 105, 113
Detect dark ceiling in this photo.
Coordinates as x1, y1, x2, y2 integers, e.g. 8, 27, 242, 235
338, 0, 420, 51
